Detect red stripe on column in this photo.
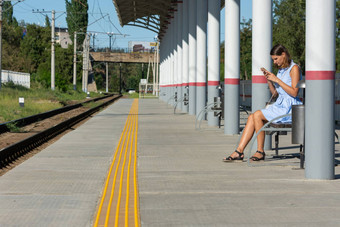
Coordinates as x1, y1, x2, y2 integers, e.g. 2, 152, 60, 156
208, 81, 220, 86
196, 82, 206, 87
189, 82, 196, 86
239, 94, 252, 98
306, 71, 335, 80
224, 78, 240, 85
182, 83, 189, 86
252, 75, 267, 84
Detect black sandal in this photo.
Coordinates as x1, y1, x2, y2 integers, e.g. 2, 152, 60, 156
250, 150, 266, 161
223, 150, 244, 162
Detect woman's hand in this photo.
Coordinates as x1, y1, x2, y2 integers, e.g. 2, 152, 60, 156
261, 68, 278, 83
260, 65, 300, 97
261, 67, 278, 97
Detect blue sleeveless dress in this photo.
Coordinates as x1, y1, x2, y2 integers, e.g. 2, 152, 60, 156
261, 61, 302, 123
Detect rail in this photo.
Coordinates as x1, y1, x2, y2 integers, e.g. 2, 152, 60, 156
0, 95, 122, 168
0, 94, 116, 134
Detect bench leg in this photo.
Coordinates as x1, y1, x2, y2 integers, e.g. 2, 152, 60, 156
275, 132, 279, 156
300, 144, 304, 169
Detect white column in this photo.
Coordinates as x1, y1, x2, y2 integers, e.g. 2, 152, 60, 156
224, 0, 240, 135
182, 0, 189, 113
177, 4, 183, 110
165, 32, 170, 102
252, 0, 272, 149
173, 15, 178, 106
207, 0, 221, 126
196, 0, 208, 118
170, 19, 175, 105
188, 0, 197, 115
305, 0, 335, 179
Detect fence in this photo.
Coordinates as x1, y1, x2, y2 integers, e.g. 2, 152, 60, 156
1, 70, 30, 88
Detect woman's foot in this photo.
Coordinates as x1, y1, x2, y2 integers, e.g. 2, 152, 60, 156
223, 150, 244, 162
250, 150, 265, 161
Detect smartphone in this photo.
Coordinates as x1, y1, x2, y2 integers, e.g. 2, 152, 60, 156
260, 67, 267, 72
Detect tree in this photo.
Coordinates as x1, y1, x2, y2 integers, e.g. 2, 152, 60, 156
20, 24, 50, 73
3, 2, 13, 24
240, 19, 252, 80
45, 15, 51, 28
65, 0, 89, 47
273, 0, 306, 72
336, 1, 340, 72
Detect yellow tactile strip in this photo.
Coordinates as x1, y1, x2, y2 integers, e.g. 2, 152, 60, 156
94, 99, 139, 227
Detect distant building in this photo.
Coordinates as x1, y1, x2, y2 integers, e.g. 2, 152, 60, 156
55, 27, 72, 49
128, 41, 156, 53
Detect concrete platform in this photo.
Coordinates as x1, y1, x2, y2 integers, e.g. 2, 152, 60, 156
137, 99, 340, 226
0, 98, 340, 226
0, 99, 133, 226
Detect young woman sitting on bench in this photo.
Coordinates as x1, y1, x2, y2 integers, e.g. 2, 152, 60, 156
223, 44, 302, 162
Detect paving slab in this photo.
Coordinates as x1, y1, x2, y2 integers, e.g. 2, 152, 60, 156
0, 99, 133, 227
1, 98, 340, 227
137, 99, 340, 227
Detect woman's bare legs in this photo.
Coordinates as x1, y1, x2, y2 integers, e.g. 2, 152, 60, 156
227, 110, 267, 159
252, 111, 268, 159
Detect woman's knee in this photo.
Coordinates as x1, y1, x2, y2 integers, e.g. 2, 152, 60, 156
246, 113, 254, 124
253, 110, 263, 120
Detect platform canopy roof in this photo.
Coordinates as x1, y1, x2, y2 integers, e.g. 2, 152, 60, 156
112, 0, 224, 40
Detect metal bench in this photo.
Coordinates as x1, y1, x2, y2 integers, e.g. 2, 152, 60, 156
244, 114, 303, 167
174, 93, 189, 114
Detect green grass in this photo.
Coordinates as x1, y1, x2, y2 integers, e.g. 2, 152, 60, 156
0, 82, 105, 123
124, 92, 158, 99
125, 92, 140, 99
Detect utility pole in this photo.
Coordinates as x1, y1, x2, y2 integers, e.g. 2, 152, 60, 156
33, 9, 64, 91
156, 41, 159, 96
92, 33, 96, 50
119, 63, 122, 94
82, 34, 90, 93
73, 32, 77, 90
51, 10, 55, 90
107, 32, 113, 51
105, 61, 108, 93
105, 32, 113, 93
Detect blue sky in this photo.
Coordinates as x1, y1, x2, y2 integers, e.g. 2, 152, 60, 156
13, 0, 252, 49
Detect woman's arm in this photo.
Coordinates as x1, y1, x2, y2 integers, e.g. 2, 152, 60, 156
264, 65, 300, 97
261, 68, 278, 97
267, 80, 278, 97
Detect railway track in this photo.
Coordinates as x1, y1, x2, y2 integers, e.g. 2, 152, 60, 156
0, 94, 122, 169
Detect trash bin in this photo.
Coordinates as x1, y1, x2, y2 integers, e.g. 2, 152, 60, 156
292, 104, 305, 144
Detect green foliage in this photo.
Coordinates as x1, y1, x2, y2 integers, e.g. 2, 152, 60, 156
6, 122, 23, 133
3, 2, 13, 24
20, 24, 50, 73
336, 1, 340, 72
65, 0, 89, 46
273, 0, 306, 72
45, 15, 51, 28
55, 44, 74, 91
0, 84, 103, 123
220, 19, 252, 81
240, 19, 252, 80
2, 20, 27, 72
92, 62, 147, 93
